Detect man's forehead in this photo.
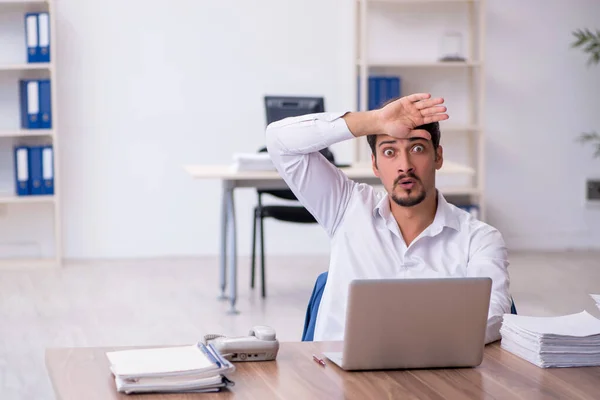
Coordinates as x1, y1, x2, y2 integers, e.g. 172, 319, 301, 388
376, 130, 432, 145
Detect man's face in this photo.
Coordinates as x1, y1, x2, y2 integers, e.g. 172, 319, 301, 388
371, 130, 443, 207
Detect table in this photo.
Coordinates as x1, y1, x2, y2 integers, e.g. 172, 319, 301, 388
184, 163, 477, 314
183, 164, 383, 314
45, 341, 600, 400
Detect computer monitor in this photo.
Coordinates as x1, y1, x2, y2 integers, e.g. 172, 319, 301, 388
264, 96, 325, 125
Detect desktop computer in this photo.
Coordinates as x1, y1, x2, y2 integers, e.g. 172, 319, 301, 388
264, 96, 325, 125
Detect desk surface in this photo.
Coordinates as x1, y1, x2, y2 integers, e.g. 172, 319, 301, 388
46, 341, 600, 400
183, 161, 474, 180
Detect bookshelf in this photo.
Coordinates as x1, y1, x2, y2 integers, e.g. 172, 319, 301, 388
0, 0, 60, 268
353, 0, 486, 219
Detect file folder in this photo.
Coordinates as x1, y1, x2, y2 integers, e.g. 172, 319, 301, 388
41, 145, 54, 195
19, 80, 41, 129
28, 146, 43, 195
14, 146, 30, 196
39, 80, 52, 129
25, 13, 39, 63
38, 13, 50, 62
387, 77, 400, 100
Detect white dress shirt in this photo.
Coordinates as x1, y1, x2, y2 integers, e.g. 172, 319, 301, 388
265, 112, 511, 344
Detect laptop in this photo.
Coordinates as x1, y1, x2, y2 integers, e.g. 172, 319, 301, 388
322, 277, 492, 371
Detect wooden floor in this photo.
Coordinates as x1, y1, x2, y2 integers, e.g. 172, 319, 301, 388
1, 251, 599, 399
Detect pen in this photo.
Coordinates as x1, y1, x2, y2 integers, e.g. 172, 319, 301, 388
312, 354, 326, 367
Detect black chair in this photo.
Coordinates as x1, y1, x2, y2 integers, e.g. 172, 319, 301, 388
251, 146, 335, 298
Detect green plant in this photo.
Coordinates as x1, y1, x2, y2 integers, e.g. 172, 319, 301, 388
571, 29, 600, 158
571, 28, 600, 66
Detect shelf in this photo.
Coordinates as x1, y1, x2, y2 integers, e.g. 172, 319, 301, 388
0, 63, 52, 71
0, 257, 57, 270
0, 129, 54, 138
0, 0, 49, 4
439, 125, 480, 133
363, 0, 479, 3
439, 187, 481, 196
358, 60, 480, 68
0, 194, 55, 204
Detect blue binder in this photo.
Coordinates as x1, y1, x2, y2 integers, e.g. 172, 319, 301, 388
387, 77, 401, 100
377, 77, 388, 108
368, 77, 377, 110
28, 146, 43, 195
38, 13, 50, 62
19, 80, 41, 129
41, 145, 54, 195
25, 13, 39, 63
14, 146, 30, 196
39, 80, 52, 129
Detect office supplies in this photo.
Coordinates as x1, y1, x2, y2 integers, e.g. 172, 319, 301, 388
203, 325, 279, 362
41, 145, 54, 195
322, 277, 492, 371
25, 13, 39, 63
106, 343, 235, 394
500, 311, 600, 368
28, 146, 43, 195
231, 152, 275, 172
19, 80, 40, 129
591, 294, 600, 311
14, 146, 30, 196
37, 12, 50, 62
39, 79, 52, 129
313, 354, 326, 367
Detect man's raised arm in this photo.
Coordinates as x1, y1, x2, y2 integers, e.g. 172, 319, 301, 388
265, 112, 365, 237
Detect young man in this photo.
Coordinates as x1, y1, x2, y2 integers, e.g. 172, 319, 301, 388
265, 93, 510, 344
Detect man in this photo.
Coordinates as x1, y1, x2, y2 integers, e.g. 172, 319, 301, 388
265, 93, 511, 344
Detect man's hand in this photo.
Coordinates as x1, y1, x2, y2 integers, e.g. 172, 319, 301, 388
378, 93, 448, 139
344, 93, 449, 139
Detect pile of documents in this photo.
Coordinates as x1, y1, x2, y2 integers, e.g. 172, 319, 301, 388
231, 153, 276, 172
500, 310, 600, 368
591, 294, 600, 311
106, 343, 235, 394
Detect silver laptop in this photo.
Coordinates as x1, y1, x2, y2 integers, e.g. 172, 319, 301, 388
323, 277, 492, 371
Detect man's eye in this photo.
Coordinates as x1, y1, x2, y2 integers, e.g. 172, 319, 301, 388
383, 149, 395, 157
412, 145, 425, 153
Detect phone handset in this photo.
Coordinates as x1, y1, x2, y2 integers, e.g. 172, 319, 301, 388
203, 325, 279, 362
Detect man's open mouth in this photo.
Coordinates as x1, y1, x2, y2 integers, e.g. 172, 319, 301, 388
398, 178, 416, 190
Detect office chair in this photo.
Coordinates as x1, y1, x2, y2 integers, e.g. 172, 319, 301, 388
250, 147, 335, 298
301, 271, 518, 341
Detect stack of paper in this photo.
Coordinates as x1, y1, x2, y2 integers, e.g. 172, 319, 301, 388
231, 153, 276, 172
500, 311, 600, 368
591, 294, 600, 311
106, 343, 235, 394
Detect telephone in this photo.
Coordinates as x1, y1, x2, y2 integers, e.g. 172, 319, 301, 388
203, 325, 279, 362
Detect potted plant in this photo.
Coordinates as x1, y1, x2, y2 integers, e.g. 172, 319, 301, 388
571, 28, 600, 158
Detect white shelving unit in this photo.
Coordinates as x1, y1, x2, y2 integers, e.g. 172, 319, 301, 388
0, 0, 61, 268
353, 0, 486, 219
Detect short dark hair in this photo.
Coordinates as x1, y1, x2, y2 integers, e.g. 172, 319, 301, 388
366, 122, 440, 157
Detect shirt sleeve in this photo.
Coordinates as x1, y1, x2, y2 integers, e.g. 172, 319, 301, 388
265, 112, 357, 237
466, 226, 511, 344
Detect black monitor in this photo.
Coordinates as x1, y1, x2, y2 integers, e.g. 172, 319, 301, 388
264, 96, 325, 125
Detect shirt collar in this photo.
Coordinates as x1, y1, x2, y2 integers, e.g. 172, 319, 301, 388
373, 189, 461, 234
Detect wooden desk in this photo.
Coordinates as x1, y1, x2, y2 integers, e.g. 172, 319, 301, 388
184, 164, 477, 314
46, 341, 600, 400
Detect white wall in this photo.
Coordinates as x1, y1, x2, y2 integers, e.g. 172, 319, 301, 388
6, 0, 597, 260
485, 0, 600, 250
55, 0, 355, 259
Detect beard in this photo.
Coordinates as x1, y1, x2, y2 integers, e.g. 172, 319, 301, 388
390, 172, 426, 207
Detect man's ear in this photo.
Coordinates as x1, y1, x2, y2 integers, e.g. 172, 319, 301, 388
371, 153, 380, 177
435, 145, 443, 170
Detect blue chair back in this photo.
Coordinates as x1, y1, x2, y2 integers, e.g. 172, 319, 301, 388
301, 271, 517, 341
